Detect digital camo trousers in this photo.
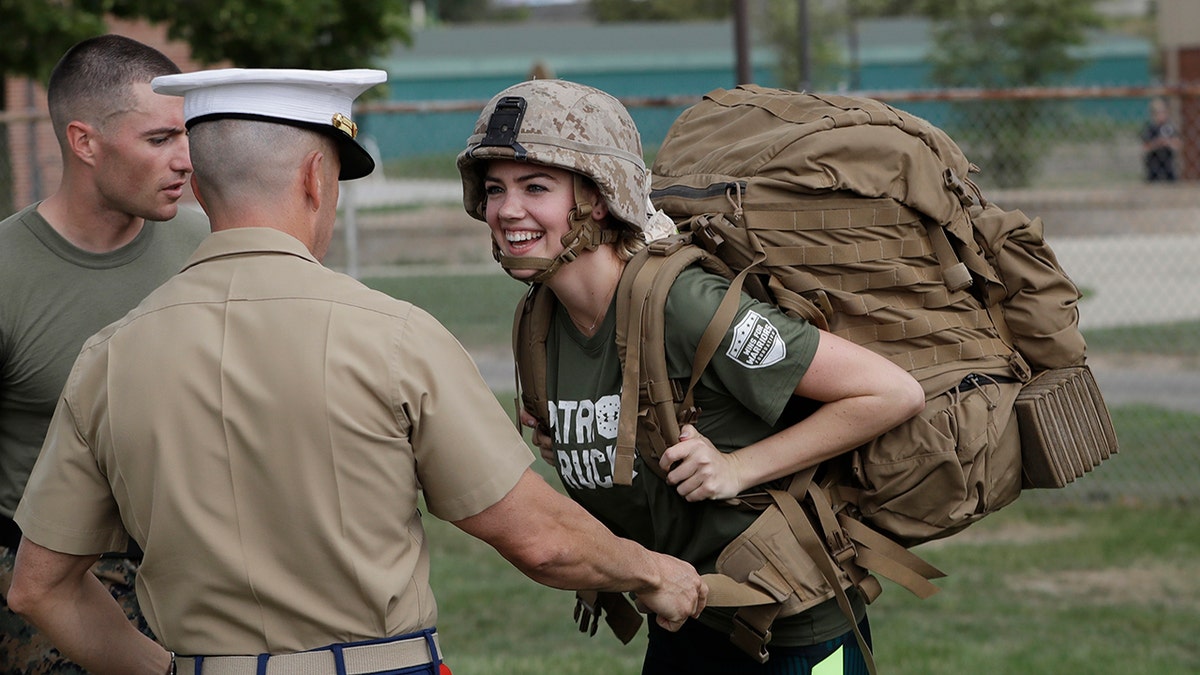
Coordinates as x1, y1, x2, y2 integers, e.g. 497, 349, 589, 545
0, 547, 155, 674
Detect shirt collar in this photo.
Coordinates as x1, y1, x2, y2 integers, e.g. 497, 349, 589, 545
182, 227, 319, 272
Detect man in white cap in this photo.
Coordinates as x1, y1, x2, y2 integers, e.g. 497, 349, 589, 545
7, 68, 706, 675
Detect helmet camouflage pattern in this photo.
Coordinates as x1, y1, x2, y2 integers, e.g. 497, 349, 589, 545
457, 79, 652, 232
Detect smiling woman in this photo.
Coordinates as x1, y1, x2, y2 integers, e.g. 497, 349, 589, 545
453, 78, 927, 675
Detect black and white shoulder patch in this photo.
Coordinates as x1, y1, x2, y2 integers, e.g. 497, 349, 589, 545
725, 310, 786, 368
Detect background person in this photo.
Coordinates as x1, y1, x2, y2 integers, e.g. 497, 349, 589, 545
1141, 97, 1181, 182
0, 34, 207, 675
456, 79, 926, 674
8, 68, 705, 675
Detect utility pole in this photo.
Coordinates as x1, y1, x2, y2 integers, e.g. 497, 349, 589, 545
799, 0, 811, 91
734, 0, 753, 84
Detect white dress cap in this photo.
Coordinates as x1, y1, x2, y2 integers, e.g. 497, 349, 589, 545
152, 68, 387, 180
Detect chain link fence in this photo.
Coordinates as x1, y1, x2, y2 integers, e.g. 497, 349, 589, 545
3, 85, 1196, 504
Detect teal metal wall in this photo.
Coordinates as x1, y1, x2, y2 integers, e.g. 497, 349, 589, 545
360, 22, 1153, 162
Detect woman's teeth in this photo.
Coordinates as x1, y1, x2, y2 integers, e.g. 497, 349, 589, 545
507, 231, 543, 243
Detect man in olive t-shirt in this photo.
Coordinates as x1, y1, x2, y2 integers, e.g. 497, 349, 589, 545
0, 35, 206, 675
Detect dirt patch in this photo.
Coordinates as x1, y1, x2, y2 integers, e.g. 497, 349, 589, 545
1008, 563, 1199, 609
918, 520, 1082, 549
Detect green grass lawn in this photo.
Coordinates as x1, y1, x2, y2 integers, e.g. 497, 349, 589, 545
1083, 320, 1200, 358
364, 272, 526, 350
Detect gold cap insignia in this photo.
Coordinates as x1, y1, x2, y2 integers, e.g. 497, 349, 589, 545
332, 112, 358, 139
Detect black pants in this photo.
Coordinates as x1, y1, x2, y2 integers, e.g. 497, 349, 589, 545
642, 615, 872, 675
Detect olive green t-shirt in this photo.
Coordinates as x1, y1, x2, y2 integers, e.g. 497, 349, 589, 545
545, 266, 864, 646
0, 203, 209, 519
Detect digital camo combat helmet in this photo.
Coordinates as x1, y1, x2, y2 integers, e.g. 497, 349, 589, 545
457, 79, 675, 283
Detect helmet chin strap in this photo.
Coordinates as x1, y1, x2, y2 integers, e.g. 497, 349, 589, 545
495, 174, 619, 284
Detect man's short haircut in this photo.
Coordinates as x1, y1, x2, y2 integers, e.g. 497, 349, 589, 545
47, 34, 181, 141
190, 118, 336, 204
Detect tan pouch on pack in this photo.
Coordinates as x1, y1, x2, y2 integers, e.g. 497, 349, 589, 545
715, 503, 851, 619
1016, 365, 1119, 489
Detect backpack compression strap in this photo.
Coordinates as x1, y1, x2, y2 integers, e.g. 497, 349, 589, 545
512, 284, 556, 436
612, 233, 744, 485
612, 235, 710, 485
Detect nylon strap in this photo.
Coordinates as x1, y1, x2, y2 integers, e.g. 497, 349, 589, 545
768, 488, 877, 675
745, 203, 924, 231
512, 285, 554, 437
949, 215, 1033, 380
924, 220, 973, 291
681, 231, 769, 413
834, 308, 995, 345
771, 262, 944, 296
700, 573, 780, 607
762, 236, 932, 267
885, 337, 1012, 372
838, 516, 945, 597
613, 238, 708, 484
573, 591, 644, 644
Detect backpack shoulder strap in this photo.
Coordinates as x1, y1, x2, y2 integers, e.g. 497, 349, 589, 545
612, 234, 713, 485
513, 283, 556, 436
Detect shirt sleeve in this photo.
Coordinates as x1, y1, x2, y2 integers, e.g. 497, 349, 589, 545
14, 396, 128, 555
394, 307, 533, 522
663, 267, 820, 426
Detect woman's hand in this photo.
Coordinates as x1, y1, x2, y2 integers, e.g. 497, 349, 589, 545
659, 424, 743, 502
520, 409, 556, 465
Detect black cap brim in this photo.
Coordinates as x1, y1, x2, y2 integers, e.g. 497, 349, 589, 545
188, 113, 375, 180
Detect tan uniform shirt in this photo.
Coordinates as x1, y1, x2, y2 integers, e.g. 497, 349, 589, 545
16, 228, 532, 655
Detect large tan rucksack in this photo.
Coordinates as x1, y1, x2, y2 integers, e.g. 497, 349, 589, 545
512, 85, 1118, 667
646, 85, 1119, 538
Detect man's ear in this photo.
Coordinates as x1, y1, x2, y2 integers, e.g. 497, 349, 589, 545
65, 121, 97, 166
301, 150, 325, 212
190, 174, 207, 212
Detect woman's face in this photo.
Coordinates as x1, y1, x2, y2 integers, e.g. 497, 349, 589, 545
484, 159, 602, 280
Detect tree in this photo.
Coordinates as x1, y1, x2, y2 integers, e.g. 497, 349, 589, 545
114, 0, 410, 69
761, 0, 1104, 187
853, 0, 1105, 187
0, 0, 411, 213
0, 2, 108, 213
759, 0, 847, 91
0, 3, 107, 84
922, 0, 1103, 187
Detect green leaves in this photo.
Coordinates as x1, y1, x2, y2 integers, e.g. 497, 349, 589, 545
1, 0, 411, 81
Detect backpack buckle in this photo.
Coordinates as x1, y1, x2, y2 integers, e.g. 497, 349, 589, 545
573, 591, 602, 636
648, 232, 693, 256
827, 530, 857, 565
730, 614, 772, 664
944, 168, 980, 207
1008, 352, 1032, 382
691, 216, 726, 253
677, 405, 699, 427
